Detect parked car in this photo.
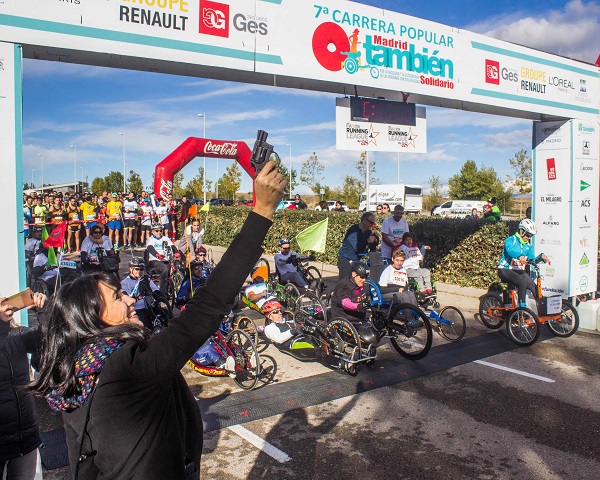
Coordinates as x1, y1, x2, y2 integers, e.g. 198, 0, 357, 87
326, 200, 349, 211
209, 198, 229, 206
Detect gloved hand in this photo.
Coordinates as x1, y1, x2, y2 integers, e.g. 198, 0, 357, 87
286, 256, 294, 264
357, 301, 369, 313
156, 254, 165, 260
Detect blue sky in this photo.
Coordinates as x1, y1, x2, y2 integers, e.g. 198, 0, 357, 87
22, 0, 600, 196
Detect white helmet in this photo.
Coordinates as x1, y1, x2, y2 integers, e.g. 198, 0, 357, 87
518, 218, 537, 237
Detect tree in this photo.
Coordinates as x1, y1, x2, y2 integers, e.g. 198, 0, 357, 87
277, 164, 298, 197
91, 177, 106, 195
103, 171, 123, 194
357, 151, 378, 191
300, 152, 325, 195
182, 166, 212, 198
127, 170, 143, 194
220, 162, 242, 199
341, 175, 362, 208
448, 160, 512, 211
508, 149, 532, 216
172, 172, 185, 198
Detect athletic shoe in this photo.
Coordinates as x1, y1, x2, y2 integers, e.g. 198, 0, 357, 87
224, 356, 236, 378
114, 244, 120, 251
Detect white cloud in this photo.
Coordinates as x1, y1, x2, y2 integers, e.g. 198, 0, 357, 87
467, 0, 600, 63
427, 108, 532, 130
479, 129, 532, 149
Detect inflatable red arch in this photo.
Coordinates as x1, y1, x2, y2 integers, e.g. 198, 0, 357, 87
153, 137, 253, 200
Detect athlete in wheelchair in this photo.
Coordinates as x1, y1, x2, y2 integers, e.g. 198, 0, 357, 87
144, 222, 176, 293
31, 245, 82, 297
176, 252, 213, 307
120, 257, 172, 334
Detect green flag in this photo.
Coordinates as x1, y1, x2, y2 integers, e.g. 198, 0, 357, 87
296, 217, 328, 253
41, 225, 58, 266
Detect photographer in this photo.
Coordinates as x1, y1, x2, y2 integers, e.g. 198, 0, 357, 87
274, 238, 308, 288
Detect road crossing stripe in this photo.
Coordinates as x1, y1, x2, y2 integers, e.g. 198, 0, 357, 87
228, 424, 291, 463
473, 360, 555, 383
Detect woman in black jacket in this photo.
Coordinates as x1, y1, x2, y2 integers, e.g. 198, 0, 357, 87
0, 293, 46, 479
31, 162, 286, 479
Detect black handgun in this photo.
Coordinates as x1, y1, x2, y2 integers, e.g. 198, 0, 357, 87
250, 130, 279, 177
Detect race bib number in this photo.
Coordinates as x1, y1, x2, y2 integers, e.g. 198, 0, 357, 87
86, 214, 96, 220
510, 259, 526, 270
60, 260, 77, 269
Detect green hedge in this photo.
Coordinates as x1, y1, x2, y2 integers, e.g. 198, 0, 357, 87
200, 207, 523, 288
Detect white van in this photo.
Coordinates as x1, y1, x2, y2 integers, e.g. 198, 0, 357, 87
432, 200, 487, 218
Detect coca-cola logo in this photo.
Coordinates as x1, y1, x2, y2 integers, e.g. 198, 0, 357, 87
204, 141, 239, 156
159, 178, 173, 200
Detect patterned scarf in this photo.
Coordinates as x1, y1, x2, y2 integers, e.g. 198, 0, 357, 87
46, 337, 123, 412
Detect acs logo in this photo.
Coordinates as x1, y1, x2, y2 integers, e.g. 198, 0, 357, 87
200, 1, 229, 38
485, 59, 500, 85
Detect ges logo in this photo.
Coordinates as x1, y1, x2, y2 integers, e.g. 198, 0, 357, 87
485, 59, 518, 85
199, 1, 268, 37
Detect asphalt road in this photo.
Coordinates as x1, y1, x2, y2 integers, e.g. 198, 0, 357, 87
37, 249, 600, 479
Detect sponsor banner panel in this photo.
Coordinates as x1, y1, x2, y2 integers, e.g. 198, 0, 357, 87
533, 124, 572, 297
335, 100, 427, 152
569, 120, 599, 294
1, 1, 598, 119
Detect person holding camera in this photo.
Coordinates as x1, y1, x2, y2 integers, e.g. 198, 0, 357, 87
274, 238, 308, 288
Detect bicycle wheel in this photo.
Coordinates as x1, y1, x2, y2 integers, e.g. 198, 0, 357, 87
546, 301, 579, 337
437, 306, 466, 342
164, 278, 175, 310
388, 303, 432, 360
325, 317, 361, 376
506, 307, 540, 346
294, 292, 327, 326
172, 270, 184, 296
283, 283, 300, 309
234, 315, 259, 347
152, 296, 173, 325
304, 266, 322, 283
479, 293, 505, 329
226, 329, 261, 390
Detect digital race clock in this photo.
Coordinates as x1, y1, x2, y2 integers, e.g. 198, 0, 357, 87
350, 97, 416, 126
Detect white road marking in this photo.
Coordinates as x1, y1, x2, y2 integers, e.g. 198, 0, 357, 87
474, 360, 555, 383
228, 424, 291, 463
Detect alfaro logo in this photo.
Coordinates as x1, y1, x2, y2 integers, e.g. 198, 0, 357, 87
546, 158, 556, 181
485, 59, 500, 85
200, 1, 229, 37
311, 22, 454, 88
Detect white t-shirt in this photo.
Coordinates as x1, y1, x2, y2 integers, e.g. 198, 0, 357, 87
378, 264, 408, 287
146, 235, 173, 261
81, 235, 114, 262
155, 205, 168, 225
122, 199, 138, 219
140, 204, 154, 226
380, 216, 409, 259
399, 244, 423, 270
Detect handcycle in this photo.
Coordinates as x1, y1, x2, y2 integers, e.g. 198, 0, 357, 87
240, 278, 301, 313
145, 242, 185, 309
274, 254, 326, 297
479, 260, 579, 346
363, 279, 433, 360
31, 258, 83, 299
186, 326, 263, 390
129, 274, 174, 335
267, 309, 375, 376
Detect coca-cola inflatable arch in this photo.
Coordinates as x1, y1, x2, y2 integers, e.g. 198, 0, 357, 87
153, 137, 253, 200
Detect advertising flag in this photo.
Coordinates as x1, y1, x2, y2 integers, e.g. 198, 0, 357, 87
43, 221, 67, 248
296, 218, 328, 253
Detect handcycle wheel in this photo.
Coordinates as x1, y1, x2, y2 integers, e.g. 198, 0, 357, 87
506, 307, 540, 346
258, 354, 278, 387
479, 293, 505, 329
32, 279, 50, 299
304, 266, 322, 283
226, 329, 261, 390
164, 278, 175, 310
172, 270, 184, 297
282, 283, 300, 310
152, 294, 173, 326
325, 317, 361, 376
294, 292, 327, 326
234, 315, 259, 347
546, 301, 579, 337
437, 306, 466, 342
388, 303, 433, 360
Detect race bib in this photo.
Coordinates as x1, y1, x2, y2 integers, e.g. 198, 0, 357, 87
86, 214, 96, 220
510, 259, 526, 270
60, 260, 77, 269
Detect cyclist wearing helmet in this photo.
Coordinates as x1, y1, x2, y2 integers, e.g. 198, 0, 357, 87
337, 212, 380, 280
176, 256, 211, 306
274, 238, 308, 288
145, 222, 174, 293
263, 301, 343, 367
498, 219, 549, 307
120, 258, 158, 330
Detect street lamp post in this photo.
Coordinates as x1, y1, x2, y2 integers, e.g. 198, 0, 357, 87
286, 143, 292, 196
81, 167, 84, 185
38, 154, 44, 194
70, 144, 77, 193
197, 113, 206, 204
397, 152, 400, 185
118, 133, 126, 193
31, 169, 35, 188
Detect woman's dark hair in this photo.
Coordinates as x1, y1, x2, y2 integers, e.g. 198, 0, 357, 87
31, 272, 149, 397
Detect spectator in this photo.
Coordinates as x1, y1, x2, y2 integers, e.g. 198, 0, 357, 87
177, 218, 204, 266
484, 197, 502, 222
0, 292, 47, 480
106, 193, 123, 250
294, 194, 307, 209
315, 200, 328, 211
333, 201, 345, 212
467, 208, 480, 220
376, 205, 383, 214
525, 206, 532, 220
381, 203, 390, 214
337, 212, 379, 280
30, 161, 285, 479
380, 205, 409, 264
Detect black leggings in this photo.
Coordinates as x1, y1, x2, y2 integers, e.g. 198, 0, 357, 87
498, 268, 536, 304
